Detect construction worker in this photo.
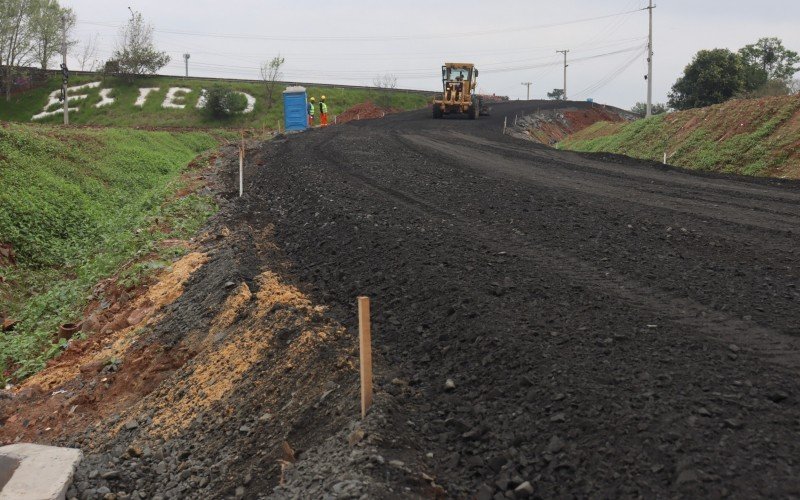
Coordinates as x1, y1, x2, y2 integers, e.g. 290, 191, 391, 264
308, 96, 316, 126
319, 95, 329, 126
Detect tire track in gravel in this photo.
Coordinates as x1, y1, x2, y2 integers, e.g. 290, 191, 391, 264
399, 133, 800, 233
310, 129, 800, 372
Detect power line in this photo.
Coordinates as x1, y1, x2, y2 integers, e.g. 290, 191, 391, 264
572, 46, 648, 99
172, 45, 647, 80
76, 6, 648, 43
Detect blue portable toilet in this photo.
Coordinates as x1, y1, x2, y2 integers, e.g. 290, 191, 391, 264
283, 86, 308, 132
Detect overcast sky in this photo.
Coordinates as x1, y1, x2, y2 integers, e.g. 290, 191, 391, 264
64, 0, 800, 109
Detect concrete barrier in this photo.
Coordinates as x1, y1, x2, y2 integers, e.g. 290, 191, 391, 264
0, 444, 82, 500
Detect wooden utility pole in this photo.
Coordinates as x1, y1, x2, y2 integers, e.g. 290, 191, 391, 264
557, 50, 569, 100
521, 82, 532, 100
646, 0, 656, 117
61, 13, 69, 125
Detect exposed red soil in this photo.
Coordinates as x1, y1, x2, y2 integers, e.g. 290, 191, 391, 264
335, 101, 400, 125
0, 249, 208, 444
518, 106, 634, 144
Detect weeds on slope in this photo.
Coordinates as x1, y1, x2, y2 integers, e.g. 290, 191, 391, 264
0, 123, 219, 382
561, 95, 800, 178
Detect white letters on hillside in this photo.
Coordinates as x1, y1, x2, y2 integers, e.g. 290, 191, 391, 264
162, 87, 192, 109
31, 83, 257, 119
135, 87, 160, 107
31, 81, 101, 120
195, 89, 207, 109
239, 92, 256, 114
95, 88, 115, 108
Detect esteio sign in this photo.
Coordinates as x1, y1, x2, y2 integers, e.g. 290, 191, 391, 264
32, 82, 257, 120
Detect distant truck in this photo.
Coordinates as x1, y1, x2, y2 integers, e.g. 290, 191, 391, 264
432, 63, 489, 119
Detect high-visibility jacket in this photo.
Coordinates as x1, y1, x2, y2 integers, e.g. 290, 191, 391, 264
320, 102, 328, 114
308, 102, 315, 116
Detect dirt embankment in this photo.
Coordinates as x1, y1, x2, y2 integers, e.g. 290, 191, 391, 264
562, 95, 800, 179
507, 105, 636, 144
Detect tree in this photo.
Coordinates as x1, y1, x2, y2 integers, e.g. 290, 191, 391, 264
373, 73, 398, 90
76, 35, 99, 72
0, 0, 36, 101
110, 11, 170, 81
631, 102, 667, 116
260, 54, 284, 109
668, 49, 747, 110
30, 0, 75, 70
739, 37, 800, 82
373, 73, 397, 107
547, 88, 565, 100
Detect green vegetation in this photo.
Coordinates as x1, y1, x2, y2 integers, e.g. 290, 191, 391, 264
0, 75, 433, 128
205, 85, 247, 118
669, 37, 799, 110
561, 95, 800, 179
0, 122, 220, 382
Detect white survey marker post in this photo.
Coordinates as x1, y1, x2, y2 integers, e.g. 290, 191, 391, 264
239, 131, 244, 197
358, 296, 373, 418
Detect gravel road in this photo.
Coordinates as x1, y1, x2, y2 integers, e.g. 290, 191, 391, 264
253, 101, 800, 498
54, 100, 800, 499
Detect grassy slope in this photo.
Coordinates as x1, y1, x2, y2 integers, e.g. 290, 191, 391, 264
0, 76, 432, 128
561, 95, 800, 179
0, 122, 220, 380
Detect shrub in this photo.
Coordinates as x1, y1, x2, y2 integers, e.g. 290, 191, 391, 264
205, 86, 247, 118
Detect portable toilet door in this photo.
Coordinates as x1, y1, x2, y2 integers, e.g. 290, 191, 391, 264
283, 86, 308, 132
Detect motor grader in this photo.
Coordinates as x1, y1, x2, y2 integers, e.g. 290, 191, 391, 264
432, 63, 488, 119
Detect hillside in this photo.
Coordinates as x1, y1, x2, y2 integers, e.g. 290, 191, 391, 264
0, 123, 224, 381
0, 75, 432, 129
561, 95, 800, 179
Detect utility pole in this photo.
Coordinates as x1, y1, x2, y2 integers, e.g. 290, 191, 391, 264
60, 13, 69, 125
557, 50, 569, 100
521, 82, 532, 100
183, 53, 190, 77
646, 0, 656, 117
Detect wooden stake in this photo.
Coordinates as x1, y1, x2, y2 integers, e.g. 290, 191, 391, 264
503, 116, 507, 135
358, 296, 373, 418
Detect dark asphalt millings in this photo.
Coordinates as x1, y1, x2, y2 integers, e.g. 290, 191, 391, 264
12, 100, 800, 499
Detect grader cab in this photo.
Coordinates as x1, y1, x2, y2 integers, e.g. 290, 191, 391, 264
432, 63, 487, 119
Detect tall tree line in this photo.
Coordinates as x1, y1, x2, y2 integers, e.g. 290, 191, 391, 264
0, 0, 75, 101
669, 37, 799, 111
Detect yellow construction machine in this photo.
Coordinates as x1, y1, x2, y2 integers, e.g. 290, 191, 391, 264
432, 63, 487, 119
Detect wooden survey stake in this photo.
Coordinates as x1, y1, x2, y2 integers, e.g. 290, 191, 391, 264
358, 296, 373, 418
